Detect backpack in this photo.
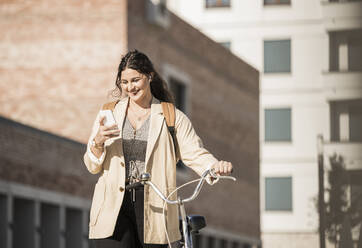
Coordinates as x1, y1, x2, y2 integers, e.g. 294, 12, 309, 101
102, 100, 180, 161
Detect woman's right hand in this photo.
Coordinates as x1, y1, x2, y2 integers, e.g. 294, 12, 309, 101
93, 116, 120, 149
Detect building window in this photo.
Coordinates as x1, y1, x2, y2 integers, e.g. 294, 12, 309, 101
329, 29, 362, 72
264, 39, 291, 73
265, 177, 293, 211
219, 41, 231, 50
0, 182, 90, 248
40, 203, 60, 248
205, 0, 231, 8
13, 198, 36, 248
146, 0, 169, 28
264, 0, 291, 5
66, 208, 83, 248
330, 99, 362, 142
163, 63, 191, 116
265, 108, 292, 142
169, 77, 187, 113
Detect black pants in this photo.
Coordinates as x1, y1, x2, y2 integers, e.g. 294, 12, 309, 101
92, 188, 168, 248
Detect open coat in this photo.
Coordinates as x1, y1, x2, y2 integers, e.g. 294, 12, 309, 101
83, 97, 218, 244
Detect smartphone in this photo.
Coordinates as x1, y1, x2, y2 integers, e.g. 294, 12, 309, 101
99, 110, 117, 127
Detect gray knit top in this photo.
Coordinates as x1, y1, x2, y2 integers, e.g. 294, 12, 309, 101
122, 116, 150, 183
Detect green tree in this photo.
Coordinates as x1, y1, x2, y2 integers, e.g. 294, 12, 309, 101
323, 154, 362, 247
324, 154, 350, 246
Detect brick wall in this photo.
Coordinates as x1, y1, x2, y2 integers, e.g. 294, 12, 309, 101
0, 0, 127, 143
0, 116, 95, 198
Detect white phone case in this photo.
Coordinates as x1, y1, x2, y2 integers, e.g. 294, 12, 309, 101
99, 110, 117, 127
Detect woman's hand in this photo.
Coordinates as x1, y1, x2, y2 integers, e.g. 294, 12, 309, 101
212, 160, 233, 176
91, 116, 120, 155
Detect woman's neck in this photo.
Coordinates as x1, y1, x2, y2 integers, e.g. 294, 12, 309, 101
129, 94, 153, 110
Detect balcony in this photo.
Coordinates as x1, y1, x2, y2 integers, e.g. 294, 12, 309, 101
322, 71, 362, 99
324, 142, 362, 170
323, 29, 362, 99
321, 0, 362, 30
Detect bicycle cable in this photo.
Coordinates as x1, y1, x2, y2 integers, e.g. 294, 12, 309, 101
161, 178, 203, 248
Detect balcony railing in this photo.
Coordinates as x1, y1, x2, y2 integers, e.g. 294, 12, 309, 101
321, 0, 362, 30
324, 142, 362, 170
328, 0, 362, 2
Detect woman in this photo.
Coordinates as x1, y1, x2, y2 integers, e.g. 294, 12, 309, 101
83, 50, 233, 248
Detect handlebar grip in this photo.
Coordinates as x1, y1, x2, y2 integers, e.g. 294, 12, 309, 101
125, 182, 144, 190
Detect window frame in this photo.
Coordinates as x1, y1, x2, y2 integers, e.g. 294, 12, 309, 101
263, 39, 292, 74
264, 176, 293, 212
0, 180, 91, 248
264, 107, 292, 143
162, 63, 192, 117
330, 99, 362, 142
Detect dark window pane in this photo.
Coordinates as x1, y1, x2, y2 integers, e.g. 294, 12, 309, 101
264, 0, 291, 5
220, 239, 227, 248
231, 241, 240, 248
40, 203, 60, 248
330, 99, 362, 142
350, 106, 362, 142
208, 236, 216, 248
349, 41, 362, 71
13, 198, 35, 248
265, 108, 291, 141
65, 208, 83, 248
0, 194, 7, 248
169, 77, 186, 113
265, 177, 293, 211
264, 40, 291, 73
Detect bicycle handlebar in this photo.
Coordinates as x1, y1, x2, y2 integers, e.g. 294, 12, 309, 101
125, 182, 144, 191
125, 169, 236, 205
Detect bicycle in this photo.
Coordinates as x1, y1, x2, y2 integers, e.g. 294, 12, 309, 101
126, 169, 236, 248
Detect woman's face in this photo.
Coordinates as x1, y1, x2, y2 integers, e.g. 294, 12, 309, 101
120, 68, 152, 104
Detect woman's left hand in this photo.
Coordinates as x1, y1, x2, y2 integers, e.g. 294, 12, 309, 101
212, 160, 233, 176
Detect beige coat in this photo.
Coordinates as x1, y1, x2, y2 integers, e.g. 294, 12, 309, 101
83, 97, 218, 244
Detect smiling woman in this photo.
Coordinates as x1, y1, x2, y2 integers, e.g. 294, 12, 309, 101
115, 50, 174, 106
83, 50, 233, 248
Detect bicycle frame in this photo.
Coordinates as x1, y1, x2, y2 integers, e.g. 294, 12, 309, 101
127, 169, 236, 248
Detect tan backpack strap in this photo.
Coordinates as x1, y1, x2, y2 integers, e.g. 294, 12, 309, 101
161, 102, 176, 128
161, 102, 180, 161
102, 100, 120, 111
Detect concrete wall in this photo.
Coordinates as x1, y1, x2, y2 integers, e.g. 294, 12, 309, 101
168, 0, 362, 247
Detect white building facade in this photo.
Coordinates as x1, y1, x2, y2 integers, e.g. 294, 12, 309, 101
168, 0, 362, 247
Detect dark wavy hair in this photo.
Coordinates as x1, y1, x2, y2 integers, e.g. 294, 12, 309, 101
113, 50, 174, 103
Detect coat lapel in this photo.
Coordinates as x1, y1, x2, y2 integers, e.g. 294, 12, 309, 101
104, 97, 128, 157
145, 98, 164, 171
113, 97, 128, 136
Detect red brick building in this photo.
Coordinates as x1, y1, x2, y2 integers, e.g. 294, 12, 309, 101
0, 0, 260, 247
